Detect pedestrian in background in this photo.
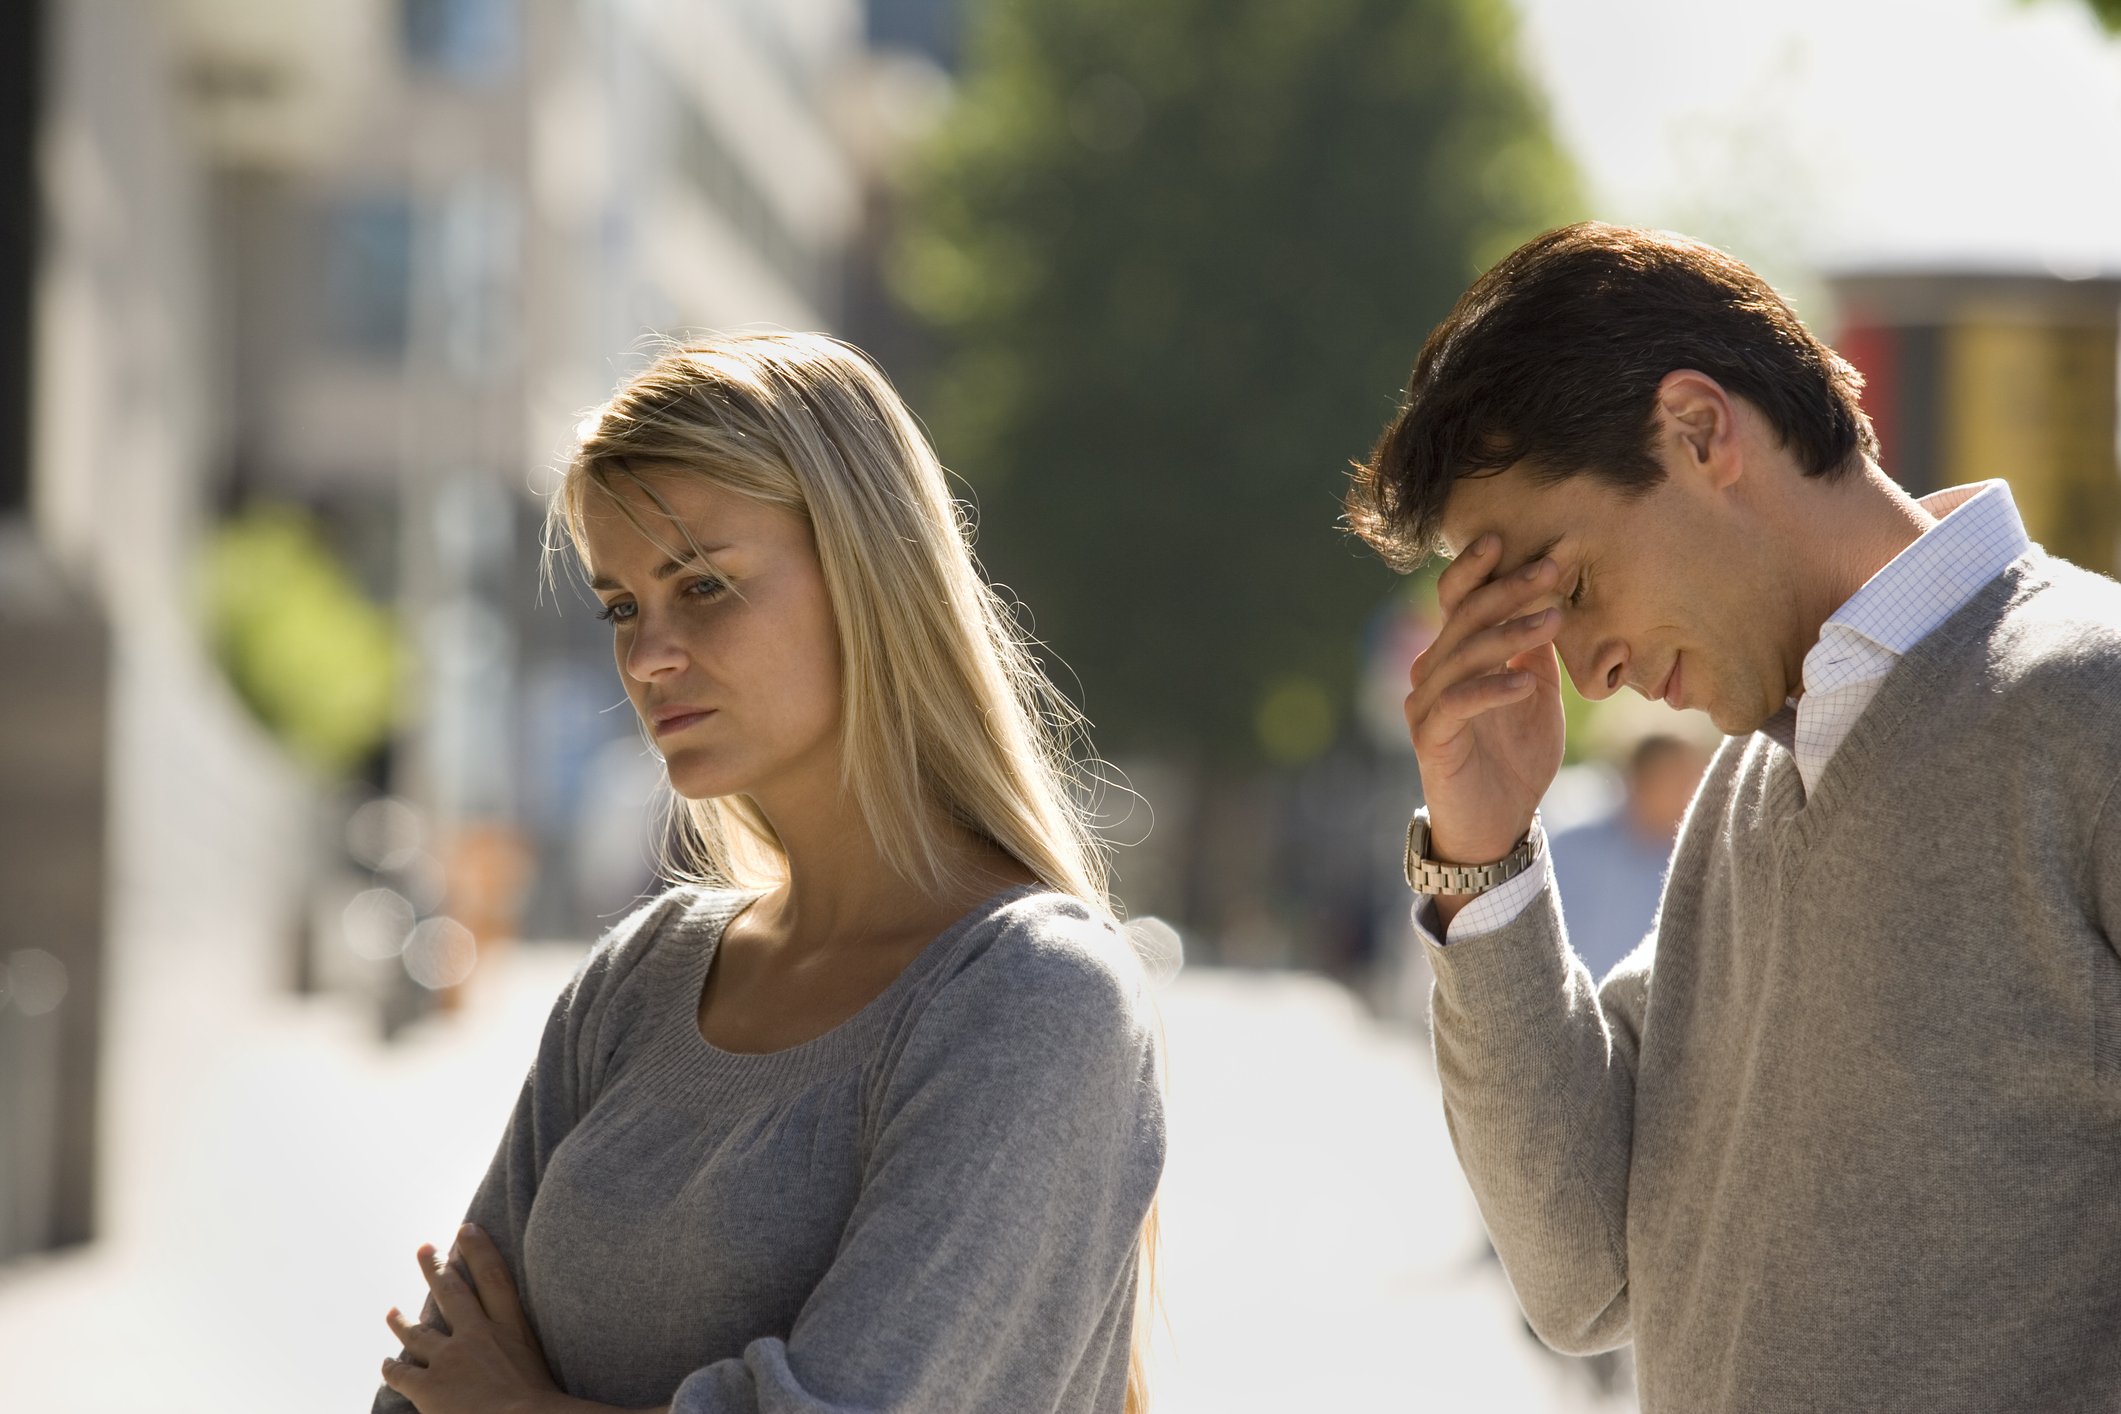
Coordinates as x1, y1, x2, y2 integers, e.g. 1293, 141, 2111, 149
1353, 222, 2121, 1411
1547, 731, 1712, 980
372, 333, 1164, 1414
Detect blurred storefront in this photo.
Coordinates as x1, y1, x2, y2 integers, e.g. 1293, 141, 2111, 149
1831, 270, 2121, 574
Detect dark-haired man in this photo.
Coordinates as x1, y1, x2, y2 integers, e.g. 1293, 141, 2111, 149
1349, 223, 2121, 1411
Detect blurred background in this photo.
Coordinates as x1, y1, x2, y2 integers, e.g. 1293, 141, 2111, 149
2, 0, 2118, 1409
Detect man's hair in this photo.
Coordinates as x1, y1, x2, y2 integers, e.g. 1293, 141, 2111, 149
1346, 222, 1878, 570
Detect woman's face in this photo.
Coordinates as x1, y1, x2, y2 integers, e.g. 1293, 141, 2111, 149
578, 472, 843, 804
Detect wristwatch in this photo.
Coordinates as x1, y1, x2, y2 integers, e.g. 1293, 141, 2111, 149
1403, 808, 1538, 896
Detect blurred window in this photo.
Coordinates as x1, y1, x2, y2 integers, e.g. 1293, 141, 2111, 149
401, 0, 518, 82
324, 199, 413, 358
662, 86, 827, 304
866, 0, 961, 71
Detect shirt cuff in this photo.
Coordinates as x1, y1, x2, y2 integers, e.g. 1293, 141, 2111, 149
1410, 820, 1553, 947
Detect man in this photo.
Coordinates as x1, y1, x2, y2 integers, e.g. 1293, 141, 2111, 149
1548, 731, 1712, 979
1346, 222, 2121, 1411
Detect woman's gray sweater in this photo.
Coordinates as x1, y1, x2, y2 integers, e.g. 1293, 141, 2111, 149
372, 884, 1165, 1413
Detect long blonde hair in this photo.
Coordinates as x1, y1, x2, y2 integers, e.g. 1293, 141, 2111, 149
549, 331, 1159, 1410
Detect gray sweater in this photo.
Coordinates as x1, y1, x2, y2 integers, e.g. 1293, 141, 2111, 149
1429, 553, 2121, 1412
372, 884, 1164, 1414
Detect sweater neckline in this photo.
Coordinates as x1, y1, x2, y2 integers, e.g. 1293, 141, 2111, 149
1773, 553, 2049, 852
637, 881, 1046, 1097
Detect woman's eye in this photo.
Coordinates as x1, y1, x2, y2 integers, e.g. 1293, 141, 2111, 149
596, 579, 724, 625
1567, 577, 1586, 608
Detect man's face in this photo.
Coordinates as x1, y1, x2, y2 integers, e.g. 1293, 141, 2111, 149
1438, 455, 1799, 735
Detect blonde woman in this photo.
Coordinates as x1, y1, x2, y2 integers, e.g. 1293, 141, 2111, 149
372, 333, 1165, 1414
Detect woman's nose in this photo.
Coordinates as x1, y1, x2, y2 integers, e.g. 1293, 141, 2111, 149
623, 616, 687, 681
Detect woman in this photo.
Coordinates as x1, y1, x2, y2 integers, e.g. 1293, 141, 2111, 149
372, 333, 1165, 1414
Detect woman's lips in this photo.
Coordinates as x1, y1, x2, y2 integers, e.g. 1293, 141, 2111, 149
651, 709, 714, 737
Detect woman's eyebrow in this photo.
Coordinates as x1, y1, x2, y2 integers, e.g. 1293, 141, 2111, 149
588, 547, 731, 593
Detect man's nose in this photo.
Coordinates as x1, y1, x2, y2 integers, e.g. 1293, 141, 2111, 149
1565, 638, 1629, 700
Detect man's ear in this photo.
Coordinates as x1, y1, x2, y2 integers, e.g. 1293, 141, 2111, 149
1656, 369, 1741, 490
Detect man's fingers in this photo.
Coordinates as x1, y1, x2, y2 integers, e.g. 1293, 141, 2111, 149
453, 1223, 527, 1329
1417, 669, 1539, 745
1465, 607, 1559, 667
384, 1307, 441, 1365
1459, 556, 1560, 629
1435, 532, 1500, 618
416, 1242, 482, 1335
1410, 607, 1560, 718
1417, 556, 1560, 688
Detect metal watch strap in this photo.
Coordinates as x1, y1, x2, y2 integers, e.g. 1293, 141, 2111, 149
1403, 809, 1537, 895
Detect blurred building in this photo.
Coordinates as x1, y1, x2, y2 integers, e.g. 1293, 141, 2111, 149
865, 0, 962, 71
1831, 271, 2121, 575
3, 0, 865, 1264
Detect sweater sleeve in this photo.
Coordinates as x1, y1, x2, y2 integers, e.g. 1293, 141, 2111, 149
370, 894, 683, 1414
1425, 874, 1652, 1356
668, 911, 1166, 1414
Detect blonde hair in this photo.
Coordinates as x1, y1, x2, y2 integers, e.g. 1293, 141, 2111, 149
548, 331, 1158, 1410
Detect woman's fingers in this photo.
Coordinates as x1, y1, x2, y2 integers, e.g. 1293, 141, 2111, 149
385, 1307, 442, 1365
416, 1241, 483, 1336
452, 1223, 528, 1330
379, 1354, 426, 1398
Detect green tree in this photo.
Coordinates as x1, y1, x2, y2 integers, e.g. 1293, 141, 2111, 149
203, 506, 401, 777
896, 0, 1578, 765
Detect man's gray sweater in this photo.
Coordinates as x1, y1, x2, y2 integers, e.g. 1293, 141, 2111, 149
372, 884, 1163, 1413
1429, 553, 2121, 1411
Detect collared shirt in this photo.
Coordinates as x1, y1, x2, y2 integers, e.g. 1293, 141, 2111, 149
1417, 480, 2033, 948
1789, 480, 2028, 794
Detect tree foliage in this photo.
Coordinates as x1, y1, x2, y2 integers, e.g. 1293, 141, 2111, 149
204, 506, 401, 777
895, 0, 1578, 764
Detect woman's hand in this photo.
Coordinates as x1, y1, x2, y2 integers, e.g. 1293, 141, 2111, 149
380, 1224, 561, 1414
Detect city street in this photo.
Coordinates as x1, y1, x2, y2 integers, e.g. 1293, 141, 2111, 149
0, 934, 1627, 1412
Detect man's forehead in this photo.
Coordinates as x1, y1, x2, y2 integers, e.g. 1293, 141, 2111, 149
1442, 530, 1566, 576
1437, 468, 1570, 565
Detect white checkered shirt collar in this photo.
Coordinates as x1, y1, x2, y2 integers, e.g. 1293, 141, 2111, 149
1788, 480, 2029, 792
1813, 479, 2030, 666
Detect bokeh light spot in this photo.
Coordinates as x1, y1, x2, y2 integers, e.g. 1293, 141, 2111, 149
1255, 676, 1335, 766
346, 796, 427, 873
402, 917, 478, 990
6, 949, 70, 1016
343, 888, 416, 960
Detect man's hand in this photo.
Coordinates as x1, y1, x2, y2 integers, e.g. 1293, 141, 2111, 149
1404, 533, 1566, 924
380, 1225, 561, 1414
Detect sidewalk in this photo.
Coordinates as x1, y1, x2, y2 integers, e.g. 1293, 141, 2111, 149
0, 944, 1629, 1412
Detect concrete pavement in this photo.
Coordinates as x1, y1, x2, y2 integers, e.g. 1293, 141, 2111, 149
0, 942, 1630, 1412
